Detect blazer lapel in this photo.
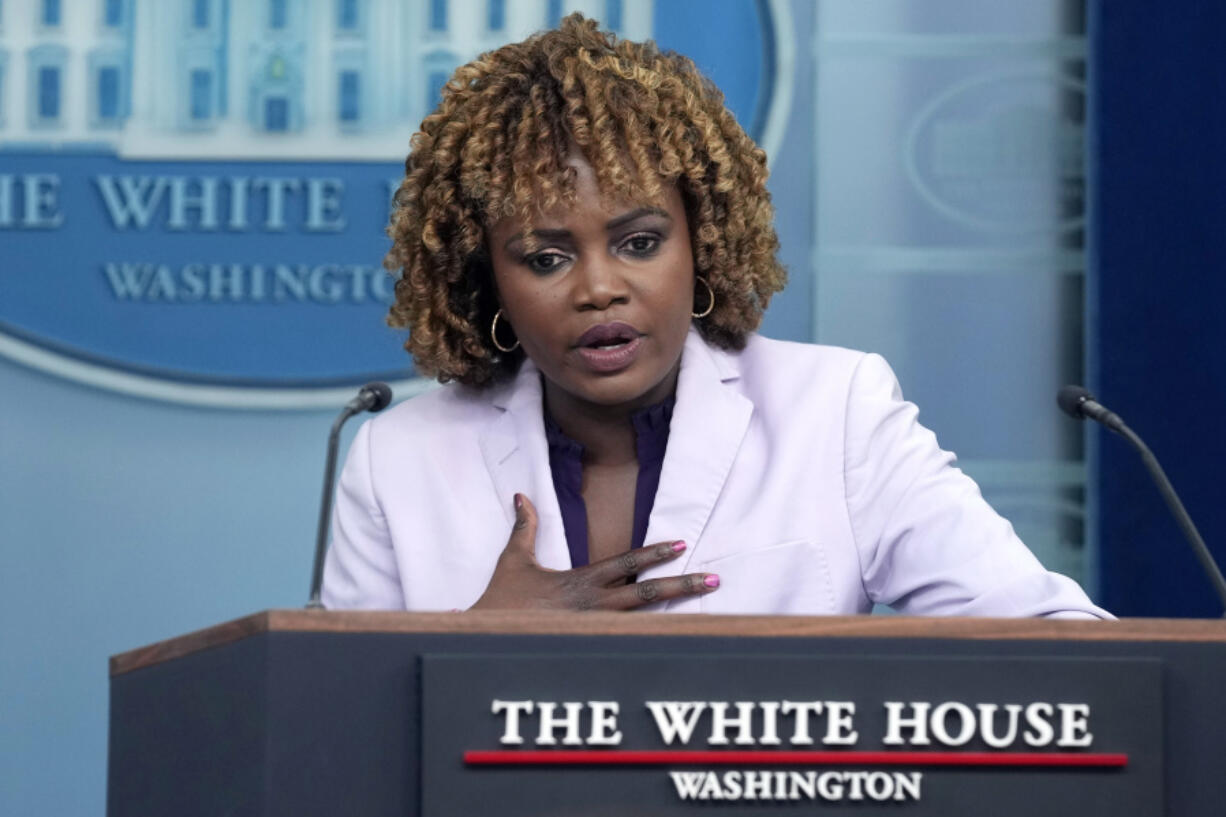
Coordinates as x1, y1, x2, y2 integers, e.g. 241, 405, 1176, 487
638, 330, 753, 604
478, 361, 572, 570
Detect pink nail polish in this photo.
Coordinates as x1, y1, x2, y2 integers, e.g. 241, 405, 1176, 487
703, 574, 720, 589
671, 540, 687, 552
514, 494, 523, 510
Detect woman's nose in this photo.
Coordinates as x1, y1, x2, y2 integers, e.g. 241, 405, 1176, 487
571, 254, 629, 310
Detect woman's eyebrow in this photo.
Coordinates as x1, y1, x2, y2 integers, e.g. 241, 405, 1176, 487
517, 226, 573, 242
605, 207, 670, 231
505, 228, 571, 251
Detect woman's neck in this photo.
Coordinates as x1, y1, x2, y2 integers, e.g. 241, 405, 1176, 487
542, 366, 679, 467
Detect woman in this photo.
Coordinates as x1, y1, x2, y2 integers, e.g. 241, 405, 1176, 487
322, 15, 1109, 618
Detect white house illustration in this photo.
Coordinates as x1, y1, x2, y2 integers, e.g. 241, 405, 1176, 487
0, 0, 652, 159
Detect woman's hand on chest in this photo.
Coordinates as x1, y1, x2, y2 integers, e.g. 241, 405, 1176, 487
468, 493, 720, 611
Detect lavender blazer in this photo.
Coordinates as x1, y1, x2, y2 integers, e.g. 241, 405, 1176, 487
322, 329, 1110, 618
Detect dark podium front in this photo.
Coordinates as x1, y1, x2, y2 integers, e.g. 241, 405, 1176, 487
108, 612, 1226, 816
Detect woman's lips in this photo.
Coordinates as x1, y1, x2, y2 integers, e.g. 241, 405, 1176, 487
575, 336, 643, 374
575, 321, 641, 348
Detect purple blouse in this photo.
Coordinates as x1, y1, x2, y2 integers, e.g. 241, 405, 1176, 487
543, 398, 675, 568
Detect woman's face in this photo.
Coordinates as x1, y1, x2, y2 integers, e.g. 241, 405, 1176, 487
488, 154, 695, 414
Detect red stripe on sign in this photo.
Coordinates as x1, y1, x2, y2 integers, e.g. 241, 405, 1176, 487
463, 750, 1128, 768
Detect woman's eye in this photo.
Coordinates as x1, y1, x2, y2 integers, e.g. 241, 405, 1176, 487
622, 234, 661, 256
526, 252, 568, 273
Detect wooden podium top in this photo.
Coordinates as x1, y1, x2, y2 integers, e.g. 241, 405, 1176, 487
109, 610, 1226, 677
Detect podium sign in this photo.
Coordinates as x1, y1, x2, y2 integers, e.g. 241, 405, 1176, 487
422, 654, 1161, 816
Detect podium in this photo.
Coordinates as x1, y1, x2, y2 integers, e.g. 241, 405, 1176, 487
108, 612, 1226, 816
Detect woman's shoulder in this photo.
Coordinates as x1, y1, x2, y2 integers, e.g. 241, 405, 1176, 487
710, 334, 910, 422
363, 378, 503, 445
741, 333, 867, 367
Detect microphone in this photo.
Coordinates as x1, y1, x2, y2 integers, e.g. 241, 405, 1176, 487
1058, 385, 1226, 615
306, 382, 394, 609
1056, 385, 1125, 432
345, 381, 393, 414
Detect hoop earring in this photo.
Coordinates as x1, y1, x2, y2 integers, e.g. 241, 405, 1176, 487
490, 309, 520, 353
692, 277, 715, 319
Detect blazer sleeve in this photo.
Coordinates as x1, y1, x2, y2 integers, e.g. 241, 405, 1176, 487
320, 418, 406, 610
842, 353, 1112, 619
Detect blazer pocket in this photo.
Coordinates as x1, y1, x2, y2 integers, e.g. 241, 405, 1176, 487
697, 540, 836, 615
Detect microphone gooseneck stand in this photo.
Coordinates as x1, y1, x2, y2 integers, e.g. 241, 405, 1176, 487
1058, 385, 1226, 616
307, 382, 393, 609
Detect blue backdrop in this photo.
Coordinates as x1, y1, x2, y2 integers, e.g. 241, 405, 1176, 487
1089, 0, 1226, 616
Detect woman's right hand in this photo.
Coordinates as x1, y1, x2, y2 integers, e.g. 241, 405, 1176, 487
468, 494, 720, 611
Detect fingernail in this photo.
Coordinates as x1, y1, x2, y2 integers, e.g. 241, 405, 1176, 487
514, 493, 523, 510
703, 574, 720, 589
671, 540, 687, 553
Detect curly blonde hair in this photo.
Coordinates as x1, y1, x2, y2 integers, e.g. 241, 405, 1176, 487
385, 13, 786, 385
